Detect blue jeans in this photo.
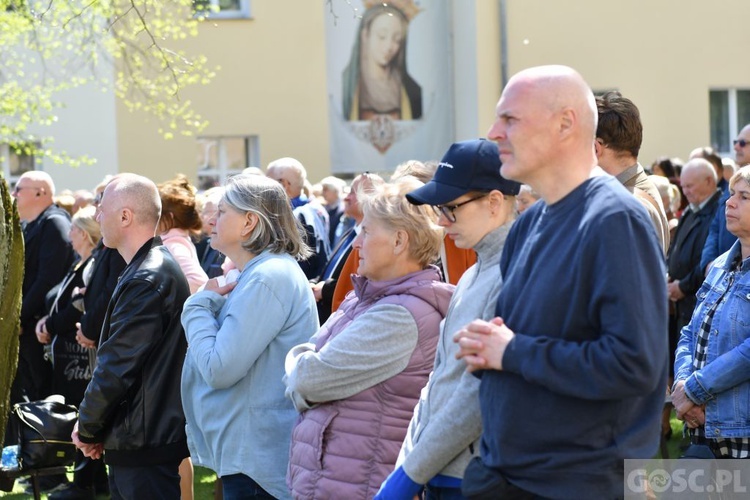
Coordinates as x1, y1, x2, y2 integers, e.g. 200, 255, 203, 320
108, 461, 181, 500
425, 484, 467, 500
222, 473, 276, 500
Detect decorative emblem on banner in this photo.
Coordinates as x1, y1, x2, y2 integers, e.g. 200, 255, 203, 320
361, 0, 422, 21
348, 117, 417, 154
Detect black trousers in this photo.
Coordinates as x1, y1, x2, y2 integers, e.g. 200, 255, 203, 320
108, 460, 181, 500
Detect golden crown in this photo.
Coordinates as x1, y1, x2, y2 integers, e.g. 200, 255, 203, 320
362, 0, 422, 21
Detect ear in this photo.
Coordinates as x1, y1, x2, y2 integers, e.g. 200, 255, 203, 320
487, 190, 505, 215
558, 107, 576, 138
393, 229, 409, 256
594, 138, 604, 158
240, 212, 259, 238
120, 207, 134, 228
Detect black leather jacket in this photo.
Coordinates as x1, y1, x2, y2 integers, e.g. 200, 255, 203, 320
78, 237, 190, 466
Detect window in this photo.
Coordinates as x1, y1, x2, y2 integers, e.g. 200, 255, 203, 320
1, 142, 39, 187
193, 0, 251, 19
710, 89, 750, 154
196, 136, 259, 190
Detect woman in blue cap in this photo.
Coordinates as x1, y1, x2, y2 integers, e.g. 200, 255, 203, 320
377, 139, 521, 500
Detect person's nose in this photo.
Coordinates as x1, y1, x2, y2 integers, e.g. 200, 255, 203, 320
487, 119, 505, 143
352, 232, 363, 249
726, 194, 737, 209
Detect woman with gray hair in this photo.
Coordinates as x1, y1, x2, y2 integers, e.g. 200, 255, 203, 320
285, 177, 454, 499
181, 174, 319, 500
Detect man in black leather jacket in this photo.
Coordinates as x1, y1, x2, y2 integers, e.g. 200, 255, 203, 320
72, 173, 190, 499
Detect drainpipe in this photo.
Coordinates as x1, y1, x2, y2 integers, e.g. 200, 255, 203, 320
499, 0, 508, 89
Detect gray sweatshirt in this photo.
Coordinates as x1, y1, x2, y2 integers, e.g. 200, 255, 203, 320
396, 222, 512, 484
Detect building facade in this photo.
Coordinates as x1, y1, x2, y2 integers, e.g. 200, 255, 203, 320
10, 0, 750, 190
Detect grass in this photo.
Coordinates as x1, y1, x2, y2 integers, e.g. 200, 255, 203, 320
0, 466, 218, 499
0, 412, 690, 499
663, 408, 692, 459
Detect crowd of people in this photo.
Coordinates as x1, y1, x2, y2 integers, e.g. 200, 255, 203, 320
6, 63, 750, 500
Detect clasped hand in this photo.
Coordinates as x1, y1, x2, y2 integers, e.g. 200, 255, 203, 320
453, 317, 514, 372
672, 380, 705, 429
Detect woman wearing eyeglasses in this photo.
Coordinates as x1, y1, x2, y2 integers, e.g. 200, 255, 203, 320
285, 177, 453, 500
377, 139, 520, 500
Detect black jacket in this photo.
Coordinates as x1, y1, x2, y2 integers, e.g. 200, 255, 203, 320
77, 237, 190, 466
79, 243, 127, 343
667, 189, 721, 327
20, 204, 74, 332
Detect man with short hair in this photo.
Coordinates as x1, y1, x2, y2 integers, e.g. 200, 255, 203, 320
72, 173, 190, 499
267, 158, 330, 279
454, 65, 667, 498
700, 124, 750, 272
310, 173, 384, 323
11, 171, 74, 404
319, 175, 347, 247
667, 158, 721, 346
595, 90, 670, 254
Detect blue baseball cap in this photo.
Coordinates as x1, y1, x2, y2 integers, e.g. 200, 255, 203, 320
406, 139, 521, 206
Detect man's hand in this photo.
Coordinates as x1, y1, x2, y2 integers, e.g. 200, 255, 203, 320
667, 280, 685, 302
72, 421, 103, 460
454, 317, 514, 372
75, 322, 96, 349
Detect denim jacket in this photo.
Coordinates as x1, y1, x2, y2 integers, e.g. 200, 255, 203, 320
674, 240, 750, 438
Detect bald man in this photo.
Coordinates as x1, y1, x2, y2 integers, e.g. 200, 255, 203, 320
10, 171, 74, 404
667, 159, 720, 352
72, 174, 190, 499
455, 66, 666, 498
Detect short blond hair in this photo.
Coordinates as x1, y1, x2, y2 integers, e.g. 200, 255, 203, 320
730, 165, 750, 191
360, 176, 443, 267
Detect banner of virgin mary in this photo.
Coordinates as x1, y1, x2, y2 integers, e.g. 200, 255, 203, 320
326, 0, 453, 172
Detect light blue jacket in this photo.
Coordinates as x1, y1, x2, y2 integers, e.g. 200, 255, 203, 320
181, 250, 318, 499
675, 240, 750, 439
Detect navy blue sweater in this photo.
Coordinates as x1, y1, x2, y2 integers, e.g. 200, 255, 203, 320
479, 175, 668, 499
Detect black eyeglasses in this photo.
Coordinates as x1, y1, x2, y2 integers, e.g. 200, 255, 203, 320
436, 194, 489, 223
734, 139, 750, 148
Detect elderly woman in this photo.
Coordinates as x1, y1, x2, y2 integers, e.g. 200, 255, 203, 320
285, 177, 454, 499
181, 175, 318, 500
673, 165, 750, 458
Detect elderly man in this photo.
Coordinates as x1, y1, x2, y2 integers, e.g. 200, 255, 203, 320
11, 171, 74, 404
667, 159, 721, 347
72, 174, 190, 499
454, 65, 666, 499
595, 91, 670, 254
310, 173, 384, 323
701, 123, 750, 273
319, 175, 348, 247
266, 157, 330, 279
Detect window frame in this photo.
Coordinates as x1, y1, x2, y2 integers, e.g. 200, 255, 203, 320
193, 0, 251, 19
196, 135, 260, 190
1, 142, 39, 187
709, 88, 750, 155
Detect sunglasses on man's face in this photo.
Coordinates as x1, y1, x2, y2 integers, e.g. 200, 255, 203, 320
734, 139, 750, 148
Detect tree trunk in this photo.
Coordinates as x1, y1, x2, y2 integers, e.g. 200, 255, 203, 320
0, 173, 23, 440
